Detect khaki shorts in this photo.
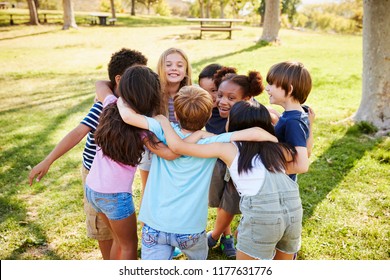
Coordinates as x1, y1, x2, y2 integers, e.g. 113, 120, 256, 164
208, 159, 241, 215
81, 166, 112, 241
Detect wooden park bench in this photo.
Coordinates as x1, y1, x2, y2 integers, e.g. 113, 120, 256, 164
186, 18, 244, 39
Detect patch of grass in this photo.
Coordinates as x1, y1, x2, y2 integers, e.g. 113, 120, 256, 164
0, 16, 388, 260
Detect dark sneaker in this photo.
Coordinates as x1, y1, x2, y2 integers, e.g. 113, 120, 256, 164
207, 231, 218, 248
220, 234, 236, 258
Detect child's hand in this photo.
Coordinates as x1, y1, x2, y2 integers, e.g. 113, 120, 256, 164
266, 106, 280, 125
28, 160, 50, 186
307, 106, 316, 125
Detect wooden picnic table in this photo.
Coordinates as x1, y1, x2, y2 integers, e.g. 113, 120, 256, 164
186, 18, 244, 39
0, 2, 9, 9
89, 13, 110, 26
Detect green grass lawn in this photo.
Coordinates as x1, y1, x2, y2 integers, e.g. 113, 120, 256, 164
0, 12, 389, 260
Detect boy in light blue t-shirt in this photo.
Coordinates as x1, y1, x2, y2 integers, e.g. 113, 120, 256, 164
116, 85, 276, 260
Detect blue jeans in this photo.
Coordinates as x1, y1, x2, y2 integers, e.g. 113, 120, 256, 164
85, 185, 135, 221
141, 225, 208, 260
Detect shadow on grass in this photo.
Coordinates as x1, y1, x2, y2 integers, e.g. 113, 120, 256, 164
299, 124, 385, 223
0, 91, 91, 115
0, 28, 61, 41
0, 95, 93, 259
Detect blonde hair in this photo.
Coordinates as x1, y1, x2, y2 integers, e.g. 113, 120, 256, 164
157, 48, 193, 116
174, 86, 213, 131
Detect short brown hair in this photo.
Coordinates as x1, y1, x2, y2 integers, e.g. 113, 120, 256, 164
266, 61, 312, 104
174, 86, 213, 131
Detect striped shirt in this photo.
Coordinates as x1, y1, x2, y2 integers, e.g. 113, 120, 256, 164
168, 97, 177, 123
80, 102, 103, 170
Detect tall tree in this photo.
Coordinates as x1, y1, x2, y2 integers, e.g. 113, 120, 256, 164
205, 0, 211, 18
258, 0, 266, 26
62, 0, 77, 30
281, 0, 301, 24
27, 0, 39, 25
354, 0, 390, 134
131, 0, 136, 16
260, 0, 280, 42
198, 0, 204, 18
219, 0, 229, 18
110, 0, 116, 18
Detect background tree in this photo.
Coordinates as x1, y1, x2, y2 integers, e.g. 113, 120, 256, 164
354, 0, 390, 135
110, 0, 116, 18
131, 0, 136, 15
230, 0, 247, 17
27, 0, 39, 25
260, 0, 280, 42
62, 0, 77, 30
281, 0, 301, 24
219, 0, 229, 18
138, 0, 158, 14
258, 0, 266, 26
198, 0, 205, 17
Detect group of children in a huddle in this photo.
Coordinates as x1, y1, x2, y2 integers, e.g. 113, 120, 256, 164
29, 47, 314, 260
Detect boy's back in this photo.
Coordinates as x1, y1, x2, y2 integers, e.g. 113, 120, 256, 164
139, 117, 232, 234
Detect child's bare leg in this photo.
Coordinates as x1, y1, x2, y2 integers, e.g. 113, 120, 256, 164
273, 249, 295, 260
108, 213, 138, 260
98, 239, 113, 260
236, 250, 256, 260
211, 208, 234, 240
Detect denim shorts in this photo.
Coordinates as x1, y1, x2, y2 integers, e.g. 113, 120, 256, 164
141, 225, 208, 260
236, 172, 303, 259
85, 185, 135, 221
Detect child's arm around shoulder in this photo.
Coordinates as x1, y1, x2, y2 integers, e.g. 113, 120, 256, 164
143, 135, 179, 161
95, 80, 114, 103
286, 146, 310, 174
117, 96, 148, 129
155, 115, 233, 164
184, 130, 216, 143
230, 127, 278, 143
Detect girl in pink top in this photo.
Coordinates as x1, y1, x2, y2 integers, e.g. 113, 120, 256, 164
85, 65, 176, 260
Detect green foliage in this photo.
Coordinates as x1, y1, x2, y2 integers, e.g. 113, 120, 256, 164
298, 0, 363, 34
374, 138, 390, 164
154, 0, 171, 16
100, 0, 124, 13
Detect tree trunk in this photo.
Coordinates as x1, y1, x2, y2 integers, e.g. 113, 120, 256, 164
27, 0, 39, 25
110, 0, 116, 18
131, 0, 135, 16
219, 1, 225, 18
62, 0, 78, 30
260, 0, 280, 42
205, 0, 210, 18
354, 0, 390, 134
199, 0, 204, 18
